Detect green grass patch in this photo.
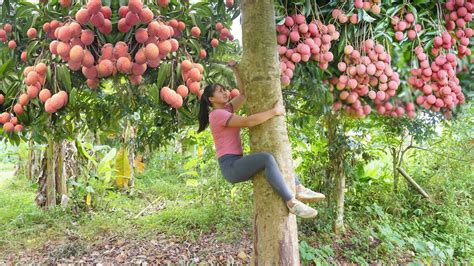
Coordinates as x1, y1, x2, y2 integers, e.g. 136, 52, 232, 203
0, 163, 253, 257
0, 163, 16, 183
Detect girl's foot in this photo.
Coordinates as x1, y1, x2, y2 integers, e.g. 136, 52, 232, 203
287, 199, 318, 219
296, 186, 326, 203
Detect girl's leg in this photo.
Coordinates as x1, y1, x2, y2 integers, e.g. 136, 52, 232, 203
295, 175, 301, 186
223, 152, 294, 202
220, 153, 318, 218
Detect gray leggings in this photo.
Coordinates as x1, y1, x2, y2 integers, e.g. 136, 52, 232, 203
218, 153, 301, 202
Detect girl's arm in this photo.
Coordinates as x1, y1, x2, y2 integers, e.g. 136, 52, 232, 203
227, 100, 285, 128
228, 61, 246, 111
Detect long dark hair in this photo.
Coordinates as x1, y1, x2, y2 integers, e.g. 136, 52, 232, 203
197, 83, 223, 133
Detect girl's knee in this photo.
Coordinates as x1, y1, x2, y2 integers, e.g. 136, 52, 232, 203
260, 152, 276, 165
223, 175, 239, 184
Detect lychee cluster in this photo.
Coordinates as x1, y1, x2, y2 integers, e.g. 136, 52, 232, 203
0, 112, 23, 133
46, 0, 186, 90
23, 63, 68, 114
0, 62, 69, 134
353, 0, 381, 15
390, 13, 423, 41
42, 20, 62, 39
192, 22, 233, 49
0, 23, 17, 49
0, 93, 24, 133
277, 13, 340, 86
439, 0, 473, 58
408, 46, 465, 115
444, 0, 473, 31
331, 9, 359, 24
213, 22, 234, 46
75, 0, 113, 34
159, 59, 204, 109
331, 40, 409, 118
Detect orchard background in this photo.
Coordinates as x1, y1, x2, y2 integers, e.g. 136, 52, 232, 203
0, 0, 473, 264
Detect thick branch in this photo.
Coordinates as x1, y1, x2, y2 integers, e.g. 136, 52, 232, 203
397, 167, 432, 202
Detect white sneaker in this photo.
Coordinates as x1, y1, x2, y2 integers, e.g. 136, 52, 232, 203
288, 199, 318, 218
296, 187, 326, 203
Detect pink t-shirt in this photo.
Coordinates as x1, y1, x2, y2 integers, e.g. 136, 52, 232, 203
209, 103, 243, 158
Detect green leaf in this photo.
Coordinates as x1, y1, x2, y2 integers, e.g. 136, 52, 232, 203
15, 5, 36, 18
86, 185, 95, 193
337, 31, 346, 56
148, 85, 159, 103
407, 4, 418, 21
69, 88, 77, 106
0, 58, 13, 77
304, 0, 312, 17
2, 0, 10, 18
188, 39, 201, 55
58, 65, 72, 91
98, 148, 117, 181
361, 10, 376, 23
156, 62, 171, 89
115, 146, 131, 188
192, 2, 213, 18
19, 1, 39, 9
185, 178, 199, 187
27, 40, 40, 56
414, 0, 431, 4
75, 139, 97, 164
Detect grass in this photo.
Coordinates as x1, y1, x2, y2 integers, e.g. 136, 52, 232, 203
0, 161, 253, 257
1, 132, 472, 263
0, 163, 15, 183
0, 176, 67, 251
296, 142, 474, 264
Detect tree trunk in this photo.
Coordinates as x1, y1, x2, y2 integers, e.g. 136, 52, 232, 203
126, 123, 135, 187
241, 0, 299, 263
43, 136, 57, 208
35, 148, 48, 207
55, 140, 68, 206
63, 140, 78, 181
325, 113, 346, 234
333, 162, 345, 234
27, 139, 34, 181
391, 148, 399, 193
35, 137, 77, 208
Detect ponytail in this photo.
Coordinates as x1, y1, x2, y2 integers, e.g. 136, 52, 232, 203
197, 95, 210, 133
197, 83, 223, 133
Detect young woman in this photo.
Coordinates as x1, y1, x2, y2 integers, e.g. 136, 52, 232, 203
197, 61, 325, 218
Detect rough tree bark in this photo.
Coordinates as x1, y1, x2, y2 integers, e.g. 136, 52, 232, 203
35, 147, 48, 207
391, 135, 413, 193
126, 123, 135, 187
35, 138, 76, 208
55, 140, 70, 206
391, 147, 399, 193
46, 137, 56, 207
325, 112, 346, 234
240, 0, 299, 263
27, 139, 34, 181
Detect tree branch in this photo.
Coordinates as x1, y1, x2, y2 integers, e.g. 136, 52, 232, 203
398, 136, 414, 167
397, 167, 432, 202
411, 146, 472, 162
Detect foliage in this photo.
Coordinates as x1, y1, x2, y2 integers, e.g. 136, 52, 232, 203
0, 0, 241, 149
